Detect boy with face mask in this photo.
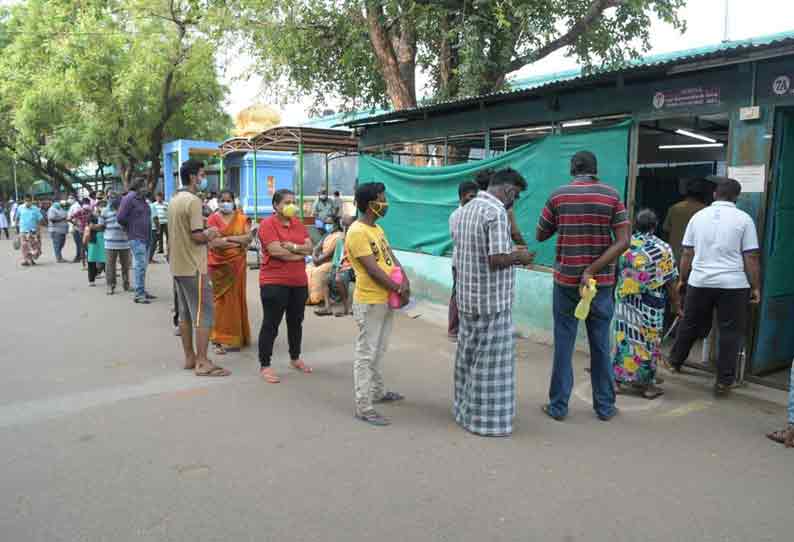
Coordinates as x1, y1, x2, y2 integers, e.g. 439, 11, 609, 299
345, 182, 410, 426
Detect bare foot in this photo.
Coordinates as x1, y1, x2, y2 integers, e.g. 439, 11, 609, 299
183, 356, 196, 370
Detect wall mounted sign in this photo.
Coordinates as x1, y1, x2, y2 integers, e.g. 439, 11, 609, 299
772, 75, 792, 96
727, 165, 766, 193
652, 87, 720, 109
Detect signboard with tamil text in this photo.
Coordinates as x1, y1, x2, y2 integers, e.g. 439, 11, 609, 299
652, 87, 721, 110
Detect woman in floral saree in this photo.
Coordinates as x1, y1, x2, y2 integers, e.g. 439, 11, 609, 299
208, 191, 253, 354
613, 209, 680, 399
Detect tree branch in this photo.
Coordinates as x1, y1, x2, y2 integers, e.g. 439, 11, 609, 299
506, 0, 626, 73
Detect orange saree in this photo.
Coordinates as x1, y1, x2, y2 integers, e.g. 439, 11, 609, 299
208, 211, 251, 348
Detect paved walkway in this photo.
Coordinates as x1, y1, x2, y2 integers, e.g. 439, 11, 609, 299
0, 235, 791, 541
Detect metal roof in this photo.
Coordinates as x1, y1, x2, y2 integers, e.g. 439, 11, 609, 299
342, 30, 794, 128
220, 126, 358, 157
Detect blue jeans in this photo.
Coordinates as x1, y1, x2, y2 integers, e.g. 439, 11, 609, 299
130, 239, 149, 298
72, 229, 83, 261
51, 232, 66, 261
788, 361, 794, 425
548, 284, 616, 419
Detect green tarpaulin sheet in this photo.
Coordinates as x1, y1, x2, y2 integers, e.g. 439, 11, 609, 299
357, 121, 631, 266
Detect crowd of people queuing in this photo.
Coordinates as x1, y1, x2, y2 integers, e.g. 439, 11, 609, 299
2, 148, 792, 446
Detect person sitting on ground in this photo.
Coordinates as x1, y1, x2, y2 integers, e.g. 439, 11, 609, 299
313, 216, 354, 317
334, 236, 355, 318
312, 189, 336, 236
767, 362, 794, 448
613, 209, 680, 400
448, 180, 479, 341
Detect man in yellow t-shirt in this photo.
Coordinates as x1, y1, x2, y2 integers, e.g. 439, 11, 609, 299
345, 182, 410, 426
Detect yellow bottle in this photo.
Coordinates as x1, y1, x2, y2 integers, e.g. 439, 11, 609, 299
575, 279, 597, 320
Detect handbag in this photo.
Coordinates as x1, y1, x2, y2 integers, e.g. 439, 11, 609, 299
13, 235, 21, 251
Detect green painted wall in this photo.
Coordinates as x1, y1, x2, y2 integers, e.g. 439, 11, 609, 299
395, 250, 560, 344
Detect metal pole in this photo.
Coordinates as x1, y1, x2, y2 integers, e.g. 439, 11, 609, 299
252, 151, 258, 222
324, 153, 329, 194
219, 156, 225, 191
298, 140, 305, 219
13, 158, 19, 200
722, 0, 730, 42
443, 136, 449, 166
484, 130, 491, 159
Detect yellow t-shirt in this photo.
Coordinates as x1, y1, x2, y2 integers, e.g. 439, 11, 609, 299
345, 221, 394, 304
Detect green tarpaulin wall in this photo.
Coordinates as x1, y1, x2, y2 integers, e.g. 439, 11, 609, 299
357, 121, 631, 266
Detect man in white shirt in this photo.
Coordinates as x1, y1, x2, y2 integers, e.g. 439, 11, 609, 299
669, 177, 761, 395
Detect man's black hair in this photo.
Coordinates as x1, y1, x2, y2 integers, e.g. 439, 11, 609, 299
712, 176, 742, 201
81, 197, 91, 206
635, 208, 658, 234
570, 151, 598, 176
458, 180, 479, 199
273, 188, 294, 207
89, 191, 97, 198
333, 191, 341, 197
179, 159, 205, 186
355, 182, 386, 214
489, 168, 527, 191
474, 169, 494, 191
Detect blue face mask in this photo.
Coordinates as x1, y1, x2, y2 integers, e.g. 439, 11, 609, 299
324, 223, 334, 233
198, 177, 209, 191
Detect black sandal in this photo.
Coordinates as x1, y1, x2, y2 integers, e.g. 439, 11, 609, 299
374, 391, 404, 403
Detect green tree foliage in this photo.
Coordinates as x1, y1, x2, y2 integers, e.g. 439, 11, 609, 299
221, 0, 685, 111
0, 0, 232, 192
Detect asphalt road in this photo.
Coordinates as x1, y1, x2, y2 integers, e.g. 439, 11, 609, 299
1, 235, 792, 542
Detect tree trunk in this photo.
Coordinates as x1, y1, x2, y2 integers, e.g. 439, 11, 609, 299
364, 2, 417, 111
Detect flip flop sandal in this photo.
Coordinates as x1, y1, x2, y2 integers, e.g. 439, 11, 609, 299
766, 425, 794, 444
195, 365, 230, 377
290, 360, 313, 374
374, 391, 404, 403
334, 312, 348, 317
642, 386, 665, 400
355, 411, 391, 426
260, 368, 281, 383
314, 309, 333, 317
213, 344, 227, 355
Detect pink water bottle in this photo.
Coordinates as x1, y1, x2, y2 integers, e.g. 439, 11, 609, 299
389, 267, 404, 308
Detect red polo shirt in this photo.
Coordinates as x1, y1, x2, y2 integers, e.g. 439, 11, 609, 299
258, 215, 310, 287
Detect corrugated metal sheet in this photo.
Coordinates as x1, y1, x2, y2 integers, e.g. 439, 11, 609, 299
339, 30, 794, 127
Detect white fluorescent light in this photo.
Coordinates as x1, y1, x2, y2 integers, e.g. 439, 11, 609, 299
659, 143, 725, 150
561, 120, 593, 128
524, 126, 553, 132
675, 129, 717, 143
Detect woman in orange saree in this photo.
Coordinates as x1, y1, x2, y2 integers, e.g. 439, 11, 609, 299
208, 191, 252, 355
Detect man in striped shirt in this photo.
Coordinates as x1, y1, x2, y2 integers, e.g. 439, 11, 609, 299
536, 151, 630, 422
99, 195, 131, 295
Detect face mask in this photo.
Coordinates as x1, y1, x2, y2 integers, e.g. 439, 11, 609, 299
220, 202, 234, 214
67, 199, 75, 205
320, 195, 328, 201
60, 200, 67, 207
198, 177, 209, 191
281, 203, 298, 218
369, 201, 389, 218
324, 223, 334, 233
82, 204, 91, 211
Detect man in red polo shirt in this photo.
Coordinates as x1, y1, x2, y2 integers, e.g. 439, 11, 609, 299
257, 189, 314, 383
536, 150, 630, 422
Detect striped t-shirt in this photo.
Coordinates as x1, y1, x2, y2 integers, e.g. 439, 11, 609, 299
100, 207, 130, 251
537, 177, 628, 287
